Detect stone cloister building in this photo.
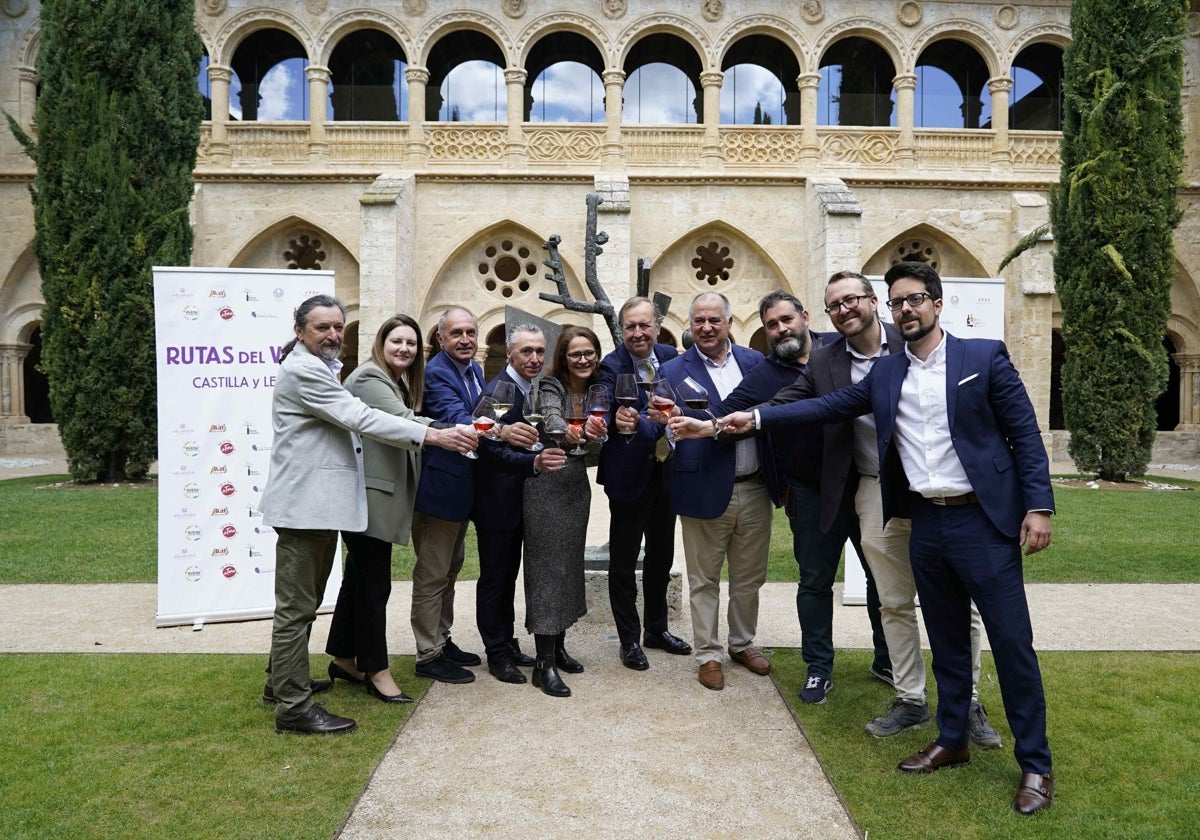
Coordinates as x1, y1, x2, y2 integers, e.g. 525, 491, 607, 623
2, 0, 1199, 455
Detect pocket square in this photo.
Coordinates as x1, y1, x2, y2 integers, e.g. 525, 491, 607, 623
957, 373, 980, 386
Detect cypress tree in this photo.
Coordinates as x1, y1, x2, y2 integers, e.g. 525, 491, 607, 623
11, 0, 203, 481
1051, 0, 1186, 480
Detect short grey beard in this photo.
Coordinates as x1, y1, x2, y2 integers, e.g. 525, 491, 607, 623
772, 335, 803, 361
317, 341, 343, 361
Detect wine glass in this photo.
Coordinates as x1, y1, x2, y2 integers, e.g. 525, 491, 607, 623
614, 373, 639, 443
677, 377, 715, 420
521, 386, 545, 452
587, 384, 610, 443
471, 395, 501, 444
490, 380, 516, 420
543, 412, 568, 452
565, 393, 588, 456
649, 379, 679, 442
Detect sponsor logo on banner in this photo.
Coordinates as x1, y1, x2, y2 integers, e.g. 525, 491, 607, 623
171, 287, 194, 300
183, 483, 201, 499
222, 524, 237, 539
210, 466, 227, 475
221, 564, 237, 579
244, 289, 260, 302
244, 422, 261, 435
183, 304, 199, 321
182, 441, 200, 457
173, 422, 196, 434
219, 441, 235, 455
185, 566, 202, 582
210, 506, 229, 517
247, 506, 263, 518
184, 525, 202, 541
173, 547, 196, 562
254, 525, 275, 534
173, 507, 197, 521
248, 545, 263, 558
219, 306, 234, 321
251, 443, 271, 453
209, 289, 226, 298
254, 565, 274, 574
219, 482, 236, 497
209, 424, 226, 433
273, 287, 285, 299
211, 546, 229, 557
170, 465, 194, 477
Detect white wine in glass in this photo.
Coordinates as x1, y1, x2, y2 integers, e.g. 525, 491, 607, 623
522, 386, 544, 452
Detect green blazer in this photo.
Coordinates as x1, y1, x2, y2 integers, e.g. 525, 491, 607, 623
342, 361, 433, 545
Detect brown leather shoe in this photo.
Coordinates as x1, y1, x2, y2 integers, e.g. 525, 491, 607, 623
729, 646, 772, 675
897, 741, 971, 774
698, 661, 724, 691
1013, 772, 1054, 815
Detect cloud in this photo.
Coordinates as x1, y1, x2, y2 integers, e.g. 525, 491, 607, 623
439, 61, 505, 121
258, 61, 302, 120
719, 64, 785, 123
622, 63, 697, 124
530, 62, 603, 122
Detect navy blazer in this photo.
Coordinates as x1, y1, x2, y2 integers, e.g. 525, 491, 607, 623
595, 342, 679, 502
765, 322, 906, 533
661, 343, 765, 520
758, 334, 1054, 538
414, 349, 481, 523
471, 369, 538, 531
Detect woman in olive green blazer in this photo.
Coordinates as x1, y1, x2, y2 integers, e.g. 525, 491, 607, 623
325, 314, 433, 703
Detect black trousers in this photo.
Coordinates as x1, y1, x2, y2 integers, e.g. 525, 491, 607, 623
325, 530, 393, 674
475, 525, 524, 661
607, 462, 676, 646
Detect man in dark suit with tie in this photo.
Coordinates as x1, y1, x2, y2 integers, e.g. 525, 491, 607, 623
473, 323, 562, 683
660, 292, 772, 691
711, 262, 1055, 814
410, 307, 488, 684
597, 297, 692, 670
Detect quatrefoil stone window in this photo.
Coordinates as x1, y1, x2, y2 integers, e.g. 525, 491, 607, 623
477, 239, 539, 299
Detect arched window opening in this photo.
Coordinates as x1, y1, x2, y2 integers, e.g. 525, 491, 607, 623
818, 37, 896, 127
329, 29, 408, 121
24, 326, 52, 424
1157, 336, 1181, 431
914, 39, 989, 129
720, 35, 800, 125
1011, 43, 1064, 131
427, 30, 506, 122
198, 53, 212, 120
623, 34, 702, 124
1049, 329, 1065, 430
229, 29, 310, 121
525, 32, 605, 122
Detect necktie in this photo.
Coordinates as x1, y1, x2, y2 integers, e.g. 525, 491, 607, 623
464, 367, 480, 405
640, 358, 671, 462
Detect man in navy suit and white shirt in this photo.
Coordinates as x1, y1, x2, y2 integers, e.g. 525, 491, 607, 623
708, 262, 1055, 814
659, 292, 773, 691
597, 297, 692, 670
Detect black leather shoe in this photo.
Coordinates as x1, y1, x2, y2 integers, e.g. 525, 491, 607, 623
327, 661, 365, 686
261, 678, 332, 704
443, 637, 482, 667
508, 640, 536, 667
643, 630, 692, 655
365, 675, 414, 704
556, 646, 584, 674
275, 703, 356, 735
415, 654, 476, 684
488, 656, 528, 684
621, 642, 650, 671
532, 660, 571, 697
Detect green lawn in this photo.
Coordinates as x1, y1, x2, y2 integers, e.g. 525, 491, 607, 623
1, 473, 1195, 584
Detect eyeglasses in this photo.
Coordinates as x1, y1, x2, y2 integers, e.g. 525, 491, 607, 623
566, 349, 597, 362
823, 294, 872, 315
885, 292, 934, 312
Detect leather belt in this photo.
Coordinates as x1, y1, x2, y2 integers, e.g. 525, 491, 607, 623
929, 492, 978, 506
734, 471, 761, 484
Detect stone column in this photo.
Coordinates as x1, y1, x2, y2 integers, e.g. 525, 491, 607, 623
405, 66, 430, 167
988, 76, 1013, 172
504, 67, 528, 166
306, 65, 330, 163
207, 64, 232, 165
17, 66, 36, 131
700, 70, 723, 170
893, 72, 917, 169
797, 72, 822, 166
359, 173, 418, 361
0, 345, 29, 423
1176, 354, 1200, 430
1009, 191, 1056, 437
805, 178, 863, 325
601, 69, 626, 170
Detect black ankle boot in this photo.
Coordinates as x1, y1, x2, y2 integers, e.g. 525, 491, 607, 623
532, 633, 571, 697
555, 632, 584, 673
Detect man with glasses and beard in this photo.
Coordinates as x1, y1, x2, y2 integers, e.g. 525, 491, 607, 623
704, 263, 1055, 815
259, 295, 477, 734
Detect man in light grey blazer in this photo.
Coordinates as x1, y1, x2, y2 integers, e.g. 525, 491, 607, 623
259, 295, 476, 735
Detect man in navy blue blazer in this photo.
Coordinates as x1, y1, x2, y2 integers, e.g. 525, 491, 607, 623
410, 307, 488, 685
596, 297, 692, 670
710, 262, 1055, 814
659, 292, 773, 692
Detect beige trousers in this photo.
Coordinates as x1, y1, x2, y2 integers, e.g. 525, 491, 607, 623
410, 513, 468, 664
680, 478, 773, 665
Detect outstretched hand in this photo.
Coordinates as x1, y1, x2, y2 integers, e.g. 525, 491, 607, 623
718, 411, 755, 435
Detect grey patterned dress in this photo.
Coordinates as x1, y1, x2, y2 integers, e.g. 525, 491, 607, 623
522, 375, 595, 634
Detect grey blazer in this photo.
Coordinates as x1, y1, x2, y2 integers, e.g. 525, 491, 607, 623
259, 343, 427, 533
342, 361, 433, 545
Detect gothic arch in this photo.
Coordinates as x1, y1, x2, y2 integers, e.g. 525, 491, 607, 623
863, 224, 990, 279
227, 215, 359, 312
415, 11, 515, 67
315, 10, 414, 66
713, 15, 808, 72
213, 8, 315, 65
910, 20, 1004, 78
615, 14, 712, 69
1007, 23, 1071, 65
812, 19, 905, 78
1, 244, 42, 345
515, 12, 612, 67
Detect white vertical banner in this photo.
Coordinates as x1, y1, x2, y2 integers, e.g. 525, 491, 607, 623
153, 267, 339, 628
842, 277, 1006, 605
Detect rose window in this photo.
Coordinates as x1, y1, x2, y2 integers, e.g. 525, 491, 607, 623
890, 239, 940, 271
478, 239, 539, 298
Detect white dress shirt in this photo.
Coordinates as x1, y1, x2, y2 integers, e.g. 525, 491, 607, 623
702, 344, 758, 476
895, 332, 973, 498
